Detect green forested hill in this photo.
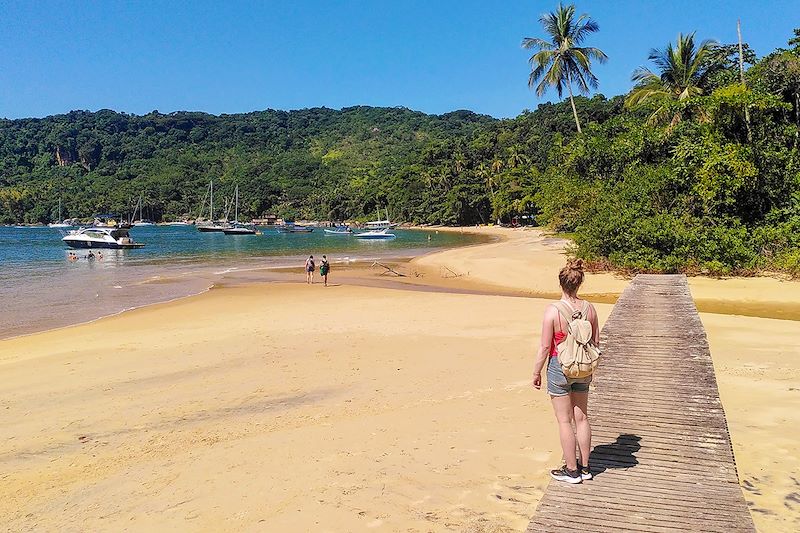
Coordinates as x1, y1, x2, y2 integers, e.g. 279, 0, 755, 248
1, 30, 798, 276
0, 106, 486, 223
0, 98, 621, 225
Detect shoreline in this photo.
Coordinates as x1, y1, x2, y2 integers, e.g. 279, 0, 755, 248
6, 225, 797, 342
0, 229, 492, 341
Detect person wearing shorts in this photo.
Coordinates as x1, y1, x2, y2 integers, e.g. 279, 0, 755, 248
532, 259, 599, 484
305, 255, 315, 284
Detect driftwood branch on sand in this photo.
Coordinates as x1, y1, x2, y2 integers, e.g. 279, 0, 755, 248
371, 261, 405, 277
440, 266, 464, 278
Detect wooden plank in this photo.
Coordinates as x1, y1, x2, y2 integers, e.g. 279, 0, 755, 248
527, 274, 755, 532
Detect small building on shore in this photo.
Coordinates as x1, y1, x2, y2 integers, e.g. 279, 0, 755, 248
253, 215, 278, 225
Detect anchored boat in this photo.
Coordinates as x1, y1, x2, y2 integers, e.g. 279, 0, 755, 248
62, 226, 145, 249
196, 180, 228, 232
354, 228, 396, 240
324, 226, 353, 235
277, 223, 314, 233
222, 185, 256, 235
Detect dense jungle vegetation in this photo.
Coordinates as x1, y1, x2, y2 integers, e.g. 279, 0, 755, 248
0, 23, 798, 275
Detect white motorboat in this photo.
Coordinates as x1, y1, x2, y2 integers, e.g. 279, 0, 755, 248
354, 228, 396, 240
62, 226, 145, 249
132, 220, 155, 226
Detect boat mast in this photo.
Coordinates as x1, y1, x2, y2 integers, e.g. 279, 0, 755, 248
234, 184, 239, 224
210, 180, 214, 222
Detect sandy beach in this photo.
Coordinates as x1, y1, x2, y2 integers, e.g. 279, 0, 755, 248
1, 227, 798, 531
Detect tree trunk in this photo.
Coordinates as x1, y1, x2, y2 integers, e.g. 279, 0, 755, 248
737, 19, 752, 142
566, 72, 582, 133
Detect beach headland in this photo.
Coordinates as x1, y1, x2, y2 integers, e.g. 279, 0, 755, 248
1, 227, 798, 531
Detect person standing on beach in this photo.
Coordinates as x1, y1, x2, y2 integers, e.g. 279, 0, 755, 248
305, 255, 315, 284
532, 259, 599, 484
320, 255, 330, 286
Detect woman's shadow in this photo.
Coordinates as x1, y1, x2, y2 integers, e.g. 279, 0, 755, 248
589, 434, 641, 477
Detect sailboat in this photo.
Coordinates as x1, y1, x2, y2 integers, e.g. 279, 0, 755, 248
131, 195, 155, 226
223, 185, 256, 235
197, 181, 228, 232
364, 208, 397, 230
48, 198, 72, 228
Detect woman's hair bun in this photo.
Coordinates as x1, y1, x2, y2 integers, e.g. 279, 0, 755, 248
567, 258, 584, 272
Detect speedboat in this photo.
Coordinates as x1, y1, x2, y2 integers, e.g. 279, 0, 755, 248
354, 228, 396, 240
62, 226, 145, 249
324, 226, 353, 235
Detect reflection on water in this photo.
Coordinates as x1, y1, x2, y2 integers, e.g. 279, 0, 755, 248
0, 225, 483, 339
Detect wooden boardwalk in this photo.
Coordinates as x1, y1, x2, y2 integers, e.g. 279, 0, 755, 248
528, 274, 755, 532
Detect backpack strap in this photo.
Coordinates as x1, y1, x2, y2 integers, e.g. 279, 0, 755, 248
552, 301, 573, 323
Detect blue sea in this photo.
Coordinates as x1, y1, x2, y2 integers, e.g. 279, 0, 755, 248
0, 225, 482, 339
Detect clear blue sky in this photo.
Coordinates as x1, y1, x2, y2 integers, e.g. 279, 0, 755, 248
1, 0, 797, 120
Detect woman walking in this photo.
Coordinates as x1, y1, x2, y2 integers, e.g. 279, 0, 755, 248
532, 259, 599, 484
305, 255, 315, 284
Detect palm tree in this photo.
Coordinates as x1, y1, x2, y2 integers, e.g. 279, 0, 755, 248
476, 163, 494, 197
506, 145, 529, 169
522, 3, 607, 133
625, 32, 718, 124
453, 152, 466, 174
491, 157, 503, 175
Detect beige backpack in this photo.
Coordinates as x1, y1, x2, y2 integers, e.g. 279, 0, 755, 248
553, 301, 601, 379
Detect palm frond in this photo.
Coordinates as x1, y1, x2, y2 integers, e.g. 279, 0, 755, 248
529, 49, 556, 68
528, 63, 547, 89
522, 37, 554, 50
625, 80, 670, 108
631, 66, 658, 84
540, 58, 565, 98
539, 12, 561, 42
573, 14, 600, 45
574, 46, 608, 65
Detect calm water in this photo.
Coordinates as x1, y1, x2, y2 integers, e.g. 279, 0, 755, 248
0, 225, 481, 339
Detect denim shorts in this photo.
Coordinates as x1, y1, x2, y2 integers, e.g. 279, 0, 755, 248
546, 355, 591, 396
